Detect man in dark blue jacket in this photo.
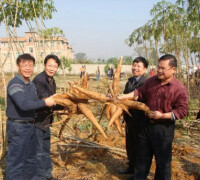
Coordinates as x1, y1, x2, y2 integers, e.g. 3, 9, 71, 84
33, 54, 61, 180
6, 53, 54, 180
119, 57, 148, 175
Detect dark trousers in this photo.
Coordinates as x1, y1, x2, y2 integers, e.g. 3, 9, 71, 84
6, 120, 36, 180
125, 122, 140, 169
35, 127, 52, 180
134, 123, 175, 180
196, 110, 200, 119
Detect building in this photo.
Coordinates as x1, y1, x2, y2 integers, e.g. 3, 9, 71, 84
0, 31, 74, 71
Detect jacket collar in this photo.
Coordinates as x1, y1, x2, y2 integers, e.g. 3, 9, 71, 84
42, 71, 55, 83
16, 74, 32, 85
128, 75, 143, 83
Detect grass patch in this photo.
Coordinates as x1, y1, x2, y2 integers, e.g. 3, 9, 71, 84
0, 96, 5, 110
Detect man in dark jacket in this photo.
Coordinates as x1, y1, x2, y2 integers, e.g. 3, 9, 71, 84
119, 57, 148, 174
33, 54, 61, 180
6, 54, 54, 180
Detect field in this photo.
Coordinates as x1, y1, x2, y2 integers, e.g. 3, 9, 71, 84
0, 74, 200, 180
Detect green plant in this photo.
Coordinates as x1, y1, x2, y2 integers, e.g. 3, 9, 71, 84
106, 57, 118, 68
104, 64, 109, 74
0, 97, 5, 110
77, 121, 93, 133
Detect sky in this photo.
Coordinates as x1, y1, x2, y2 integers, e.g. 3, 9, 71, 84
0, 0, 177, 60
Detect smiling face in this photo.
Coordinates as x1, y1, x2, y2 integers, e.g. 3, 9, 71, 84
132, 61, 147, 78
17, 60, 34, 82
157, 60, 176, 83
44, 58, 59, 77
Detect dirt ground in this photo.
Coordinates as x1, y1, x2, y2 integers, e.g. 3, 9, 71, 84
0, 76, 200, 180
0, 126, 200, 180
46, 125, 200, 180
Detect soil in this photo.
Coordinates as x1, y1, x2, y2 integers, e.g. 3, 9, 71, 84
46, 126, 200, 180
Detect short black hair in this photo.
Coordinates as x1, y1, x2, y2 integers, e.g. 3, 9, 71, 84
133, 56, 148, 68
159, 54, 177, 68
16, 53, 35, 65
44, 54, 61, 66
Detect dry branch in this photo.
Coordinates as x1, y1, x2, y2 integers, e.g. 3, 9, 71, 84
57, 137, 126, 158
0, 107, 6, 161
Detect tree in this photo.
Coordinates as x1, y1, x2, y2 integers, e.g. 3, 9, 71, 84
0, 0, 56, 27
60, 56, 72, 76
104, 64, 110, 74
150, 0, 176, 54
39, 27, 64, 40
0, 0, 57, 106
123, 56, 133, 65
106, 57, 118, 68
75, 53, 87, 60
97, 58, 105, 64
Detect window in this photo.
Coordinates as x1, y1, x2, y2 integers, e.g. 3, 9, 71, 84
51, 41, 54, 48
29, 37, 33, 42
40, 52, 44, 58
29, 47, 33, 53
16, 53, 20, 57
40, 41, 43, 47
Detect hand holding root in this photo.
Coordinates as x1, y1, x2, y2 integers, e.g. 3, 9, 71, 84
45, 96, 55, 107
147, 111, 172, 121
107, 96, 120, 104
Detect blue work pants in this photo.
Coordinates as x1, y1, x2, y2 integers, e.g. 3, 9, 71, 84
35, 128, 52, 180
6, 120, 36, 180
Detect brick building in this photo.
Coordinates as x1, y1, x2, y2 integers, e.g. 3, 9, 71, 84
0, 31, 74, 71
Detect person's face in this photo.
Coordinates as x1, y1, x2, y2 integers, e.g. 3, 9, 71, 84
44, 58, 59, 77
132, 62, 147, 77
17, 60, 34, 80
157, 60, 176, 81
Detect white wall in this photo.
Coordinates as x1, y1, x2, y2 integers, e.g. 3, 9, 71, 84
57, 64, 133, 75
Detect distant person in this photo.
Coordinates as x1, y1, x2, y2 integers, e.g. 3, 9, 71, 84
6, 53, 54, 180
80, 65, 84, 78
80, 65, 86, 78
107, 68, 111, 79
83, 65, 86, 76
33, 54, 62, 180
96, 66, 100, 81
149, 68, 155, 76
110, 67, 114, 79
189, 66, 193, 78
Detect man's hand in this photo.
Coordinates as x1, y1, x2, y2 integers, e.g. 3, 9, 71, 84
148, 111, 172, 121
148, 111, 163, 120
117, 91, 134, 100
45, 97, 55, 107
